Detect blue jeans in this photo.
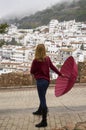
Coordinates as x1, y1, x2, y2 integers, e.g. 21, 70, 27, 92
36, 79, 49, 109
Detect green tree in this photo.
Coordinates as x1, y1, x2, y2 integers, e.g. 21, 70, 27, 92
80, 44, 84, 50
0, 40, 5, 47
0, 23, 9, 47
0, 23, 9, 34
6, 37, 22, 46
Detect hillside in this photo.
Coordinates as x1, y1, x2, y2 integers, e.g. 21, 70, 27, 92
10, 0, 86, 29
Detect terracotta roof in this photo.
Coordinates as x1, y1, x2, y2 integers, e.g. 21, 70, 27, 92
1, 62, 21, 65
61, 48, 76, 52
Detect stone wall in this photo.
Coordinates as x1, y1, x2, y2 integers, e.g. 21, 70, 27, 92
0, 62, 86, 88
78, 61, 86, 83
0, 72, 33, 88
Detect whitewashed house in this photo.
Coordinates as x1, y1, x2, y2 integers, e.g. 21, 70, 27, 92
49, 19, 59, 33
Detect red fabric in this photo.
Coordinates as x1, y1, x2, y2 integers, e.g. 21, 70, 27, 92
30, 56, 62, 82
55, 56, 78, 97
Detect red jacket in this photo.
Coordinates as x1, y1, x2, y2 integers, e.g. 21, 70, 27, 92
30, 56, 62, 82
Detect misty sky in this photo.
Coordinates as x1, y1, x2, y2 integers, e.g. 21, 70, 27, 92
0, 0, 73, 18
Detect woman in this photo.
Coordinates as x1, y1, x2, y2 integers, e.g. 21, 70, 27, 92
30, 44, 63, 128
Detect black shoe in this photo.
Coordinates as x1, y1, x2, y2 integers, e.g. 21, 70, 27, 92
33, 110, 42, 115
35, 121, 47, 127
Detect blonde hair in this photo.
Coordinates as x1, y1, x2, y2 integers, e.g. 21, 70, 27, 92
35, 44, 46, 61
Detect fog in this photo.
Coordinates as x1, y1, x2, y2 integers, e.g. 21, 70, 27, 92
0, 0, 77, 19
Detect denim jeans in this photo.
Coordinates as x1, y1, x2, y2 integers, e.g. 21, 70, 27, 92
36, 79, 49, 109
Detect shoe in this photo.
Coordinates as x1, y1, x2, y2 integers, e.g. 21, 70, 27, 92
35, 120, 47, 127
33, 105, 42, 115
35, 108, 47, 128
33, 110, 42, 115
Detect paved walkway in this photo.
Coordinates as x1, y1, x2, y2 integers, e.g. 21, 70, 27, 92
0, 83, 86, 130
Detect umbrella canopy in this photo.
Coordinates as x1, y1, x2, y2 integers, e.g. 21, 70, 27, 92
55, 56, 78, 97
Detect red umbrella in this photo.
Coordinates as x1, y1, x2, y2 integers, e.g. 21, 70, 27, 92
55, 56, 78, 97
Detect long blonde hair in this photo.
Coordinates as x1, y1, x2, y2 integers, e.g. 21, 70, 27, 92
35, 44, 46, 61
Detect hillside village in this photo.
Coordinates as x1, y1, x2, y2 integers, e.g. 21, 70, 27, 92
0, 19, 86, 79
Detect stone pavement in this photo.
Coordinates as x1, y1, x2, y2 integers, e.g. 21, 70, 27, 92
0, 83, 86, 130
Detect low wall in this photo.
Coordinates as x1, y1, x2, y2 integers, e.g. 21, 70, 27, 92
0, 73, 33, 88
0, 62, 86, 88
78, 61, 86, 83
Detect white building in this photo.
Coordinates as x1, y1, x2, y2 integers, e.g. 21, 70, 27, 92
49, 19, 59, 33
10, 46, 31, 62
